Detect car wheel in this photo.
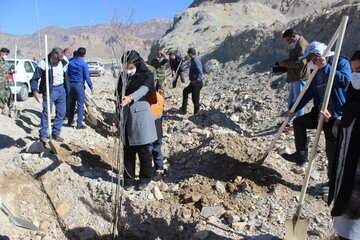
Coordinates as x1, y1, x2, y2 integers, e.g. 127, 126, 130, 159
18, 85, 29, 101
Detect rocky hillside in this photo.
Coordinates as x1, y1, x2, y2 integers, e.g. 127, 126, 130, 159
189, 0, 348, 17
150, 0, 359, 60
2, 18, 172, 61
202, 3, 360, 72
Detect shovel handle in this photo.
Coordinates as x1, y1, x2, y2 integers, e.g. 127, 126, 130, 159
44, 35, 52, 140
173, 59, 183, 80
252, 20, 341, 168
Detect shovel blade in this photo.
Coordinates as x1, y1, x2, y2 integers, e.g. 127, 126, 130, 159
10, 109, 20, 119
285, 218, 308, 240
1, 204, 41, 231
87, 112, 98, 126
11, 216, 41, 231
251, 153, 268, 169
49, 140, 60, 155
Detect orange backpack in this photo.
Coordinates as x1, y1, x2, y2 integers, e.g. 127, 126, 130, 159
151, 91, 164, 118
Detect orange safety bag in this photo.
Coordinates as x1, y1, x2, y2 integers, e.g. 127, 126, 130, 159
150, 91, 164, 118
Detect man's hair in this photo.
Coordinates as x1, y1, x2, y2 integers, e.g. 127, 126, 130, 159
49, 47, 64, 59
187, 48, 196, 55
63, 48, 71, 54
168, 52, 175, 56
77, 47, 86, 57
73, 50, 78, 58
283, 29, 298, 38
0, 48, 10, 54
350, 50, 360, 62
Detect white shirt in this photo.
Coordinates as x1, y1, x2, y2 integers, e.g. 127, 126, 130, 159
39, 60, 64, 86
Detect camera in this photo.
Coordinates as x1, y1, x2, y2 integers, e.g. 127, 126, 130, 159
272, 62, 287, 73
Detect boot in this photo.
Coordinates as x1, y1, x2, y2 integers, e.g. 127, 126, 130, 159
282, 150, 308, 166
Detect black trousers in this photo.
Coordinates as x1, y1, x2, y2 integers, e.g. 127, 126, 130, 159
124, 144, 152, 179
182, 81, 203, 114
293, 108, 337, 177
172, 71, 185, 88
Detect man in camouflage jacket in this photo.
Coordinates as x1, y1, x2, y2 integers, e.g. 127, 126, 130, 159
150, 50, 168, 95
0, 48, 13, 114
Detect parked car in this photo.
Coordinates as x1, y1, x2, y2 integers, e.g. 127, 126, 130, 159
87, 61, 105, 76
7, 58, 38, 101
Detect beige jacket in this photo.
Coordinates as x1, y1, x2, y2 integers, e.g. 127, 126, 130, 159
283, 36, 310, 82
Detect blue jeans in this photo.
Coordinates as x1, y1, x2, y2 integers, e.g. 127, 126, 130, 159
288, 80, 307, 118
68, 83, 85, 127
149, 138, 163, 170
40, 85, 66, 137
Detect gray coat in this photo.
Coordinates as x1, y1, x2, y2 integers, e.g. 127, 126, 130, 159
123, 86, 157, 146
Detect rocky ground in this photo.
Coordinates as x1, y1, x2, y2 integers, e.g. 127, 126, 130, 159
0, 64, 339, 240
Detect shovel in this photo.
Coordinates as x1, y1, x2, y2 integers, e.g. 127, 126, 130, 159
172, 58, 183, 87
0, 197, 41, 231
10, 44, 20, 119
85, 90, 103, 126
251, 21, 342, 169
285, 16, 348, 240
44, 35, 60, 154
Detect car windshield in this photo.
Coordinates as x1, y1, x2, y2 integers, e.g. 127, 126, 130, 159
87, 62, 98, 66
6, 60, 19, 71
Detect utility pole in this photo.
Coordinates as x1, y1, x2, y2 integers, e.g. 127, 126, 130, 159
35, 0, 42, 58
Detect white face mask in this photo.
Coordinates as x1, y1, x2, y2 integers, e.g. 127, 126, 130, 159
126, 68, 136, 76
351, 72, 360, 90
289, 41, 297, 49
2, 55, 8, 60
308, 61, 317, 70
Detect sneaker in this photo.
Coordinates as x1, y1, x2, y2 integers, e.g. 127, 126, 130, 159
52, 135, 64, 142
136, 179, 150, 191
40, 137, 49, 143
179, 107, 186, 115
76, 125, 87, 130
282, 150, 308, 166
318, 182, 330, 194
123, 179, 135, 191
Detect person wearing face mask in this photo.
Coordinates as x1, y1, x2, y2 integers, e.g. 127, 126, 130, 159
30, 47, 70, 143
67, 47, 94, 129
282, 42, 351, 180
150, 50, 168, 95
63, 48, 73, 63
277, 29, 310, 127
0, 48, 13, 116
320, 50, 360, 240
116, 50, 157, 191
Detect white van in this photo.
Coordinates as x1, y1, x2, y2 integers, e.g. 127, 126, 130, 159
7, 59, 38, 101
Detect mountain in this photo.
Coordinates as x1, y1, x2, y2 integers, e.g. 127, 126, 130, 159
149, 0, 358, 60
1, 18, 172, 61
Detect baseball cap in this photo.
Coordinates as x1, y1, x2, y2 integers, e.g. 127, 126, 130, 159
298, 41, 334, 61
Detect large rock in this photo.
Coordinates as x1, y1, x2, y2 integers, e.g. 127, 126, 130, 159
200, 206, 225, 218
153, 186, 164, 200
26, 142, 47, 153
193, 230, 210, 240
215, 181, 226, 193
204, 59, 220, 73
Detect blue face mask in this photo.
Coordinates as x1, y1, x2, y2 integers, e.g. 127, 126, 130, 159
67, 55, 72, 60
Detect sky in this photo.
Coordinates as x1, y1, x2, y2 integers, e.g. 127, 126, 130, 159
2, 0, 194, 35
